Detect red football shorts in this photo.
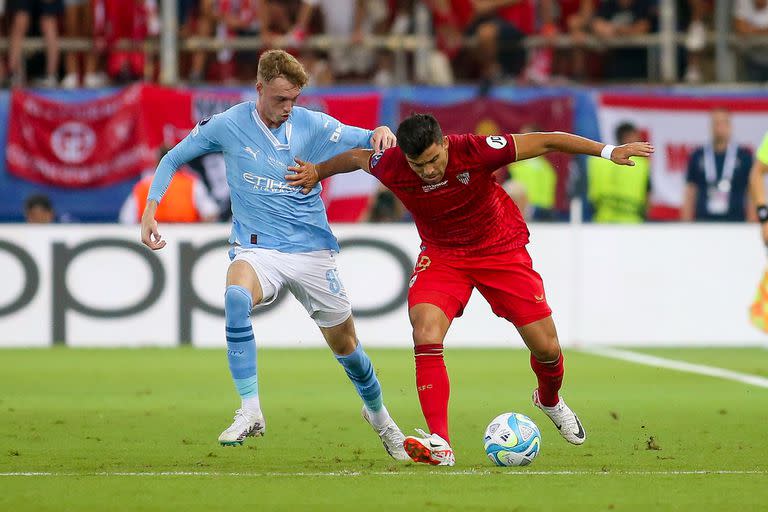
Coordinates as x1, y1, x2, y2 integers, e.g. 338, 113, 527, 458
407, 247, 552, 327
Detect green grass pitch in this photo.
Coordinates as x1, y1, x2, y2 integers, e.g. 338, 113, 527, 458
1, 347, 767, 511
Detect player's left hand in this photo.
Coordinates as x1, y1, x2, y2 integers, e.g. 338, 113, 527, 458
286, 157, 319, 195
371, 126, 397, 152
611, 142, 655, 166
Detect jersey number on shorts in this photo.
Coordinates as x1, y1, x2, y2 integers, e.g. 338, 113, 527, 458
326, 269, 342, 294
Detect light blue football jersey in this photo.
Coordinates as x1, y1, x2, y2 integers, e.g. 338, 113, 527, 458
148, 102, 373, 252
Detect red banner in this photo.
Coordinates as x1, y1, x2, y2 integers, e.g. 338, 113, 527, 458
6, 85, 157, 188
6, 85, 382, 190
399, 97, 574, 210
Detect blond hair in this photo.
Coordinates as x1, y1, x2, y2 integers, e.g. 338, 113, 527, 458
257, 50, 309, 88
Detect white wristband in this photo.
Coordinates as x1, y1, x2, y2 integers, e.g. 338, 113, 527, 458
601, 144, 616, 160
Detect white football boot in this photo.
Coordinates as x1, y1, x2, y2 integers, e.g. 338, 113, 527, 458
361, 406, 410, 460
403, 429, 455, 466
218, 408, 266, 446
532, 389, 586, 445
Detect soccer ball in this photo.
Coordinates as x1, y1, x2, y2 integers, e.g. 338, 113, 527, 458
484, 412, 541, 467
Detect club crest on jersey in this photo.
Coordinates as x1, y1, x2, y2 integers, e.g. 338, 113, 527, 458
457, 172, 470, 185
486, 135, 507, 149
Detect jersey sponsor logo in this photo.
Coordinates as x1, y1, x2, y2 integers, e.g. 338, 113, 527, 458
486, 135, 507, 149
370, 151, 383, 168
457, 172, 470, 185
244, 146, 259, 161
242, 172, 295, 194
422, 180, 448, 192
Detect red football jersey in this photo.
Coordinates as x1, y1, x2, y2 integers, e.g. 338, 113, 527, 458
369, 134, 529, 256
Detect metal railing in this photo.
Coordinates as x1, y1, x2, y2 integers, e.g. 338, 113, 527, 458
0, 0, 763, 85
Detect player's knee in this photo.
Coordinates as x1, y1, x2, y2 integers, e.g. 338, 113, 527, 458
224, 285, 252, 321
532, 334, 560, 362
412, 323, 445, 346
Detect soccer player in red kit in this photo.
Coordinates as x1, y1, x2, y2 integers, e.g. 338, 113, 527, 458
287, 114, 654, 466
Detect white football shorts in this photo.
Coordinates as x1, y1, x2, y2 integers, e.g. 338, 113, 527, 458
230, 246, 352, 328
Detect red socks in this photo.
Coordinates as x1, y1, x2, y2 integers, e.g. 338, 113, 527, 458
415, 344, 451, 443
530, 353, 564, 407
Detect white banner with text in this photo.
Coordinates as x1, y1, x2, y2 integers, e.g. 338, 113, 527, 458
0, 223, 765, 347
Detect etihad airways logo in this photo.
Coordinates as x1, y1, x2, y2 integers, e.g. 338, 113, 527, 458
422, 180, 448, 192
242, 173, 294, 194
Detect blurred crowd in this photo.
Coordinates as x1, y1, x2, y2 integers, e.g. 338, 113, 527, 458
1, 0, 768, 88
23, 107, 760, 226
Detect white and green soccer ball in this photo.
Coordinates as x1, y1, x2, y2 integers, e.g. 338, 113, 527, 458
484, 412, 541, 467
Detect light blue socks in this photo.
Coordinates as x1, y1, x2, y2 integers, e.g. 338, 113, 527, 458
224, 285, 259, 409
335, 342, 384, 414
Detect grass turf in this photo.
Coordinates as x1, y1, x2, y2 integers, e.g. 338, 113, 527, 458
1, 348, 766, 511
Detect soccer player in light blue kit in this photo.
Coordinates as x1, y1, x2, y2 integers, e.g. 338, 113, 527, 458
139, 50, 408, 459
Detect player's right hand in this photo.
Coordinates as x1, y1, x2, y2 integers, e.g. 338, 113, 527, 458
286, 157, 319, 195
611, 142, 655, 166
141, 216, 166, 251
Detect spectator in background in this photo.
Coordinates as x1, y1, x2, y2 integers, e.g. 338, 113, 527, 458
183, 0, 211, 83
119, 166, 220, 224
468, 0, 535, 83
681, 0, 709, 83
421, 0, 471, 84
733, 0, 768, 82
95, 0, 160, 84
24, 194, 55, 223
588, 121, 650, 223
364, 186, 409, 222
299, 0, 377, 79
186, 152, 233, 220
592, 0, 655, 81
424, 0, 534, 84
197, 0, 297, 83
505, 123, 557, 220
683, 109, 754, 222
540, 0, 597, 81
7, 0, 64, 87
61, 0, 107, 88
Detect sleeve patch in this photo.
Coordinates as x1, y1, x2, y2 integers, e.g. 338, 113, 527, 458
486, 135, 507, 149
370, 151, 384, 168
192, 116, 213, 137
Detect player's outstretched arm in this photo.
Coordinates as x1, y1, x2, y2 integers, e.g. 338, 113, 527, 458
513, 132, 654, 166
140, 200, 166, 251
287, 149, 375, 195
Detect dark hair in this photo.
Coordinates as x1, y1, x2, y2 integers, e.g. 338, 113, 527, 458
615, 122, 637, 145
396, 114, 443, 158
25, 194, 53, 212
